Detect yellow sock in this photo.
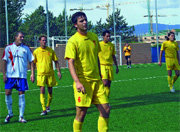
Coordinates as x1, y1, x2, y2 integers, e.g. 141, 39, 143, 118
46, 93, 52, 107
98, 116, 109, 132
172, 75, 178, 85
168, 76, 173, 90
40, 93, 46, 111
73, 119, 83, 132
105, 86, 110, 98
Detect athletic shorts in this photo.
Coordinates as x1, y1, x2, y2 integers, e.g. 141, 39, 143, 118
125, 56, 131, 60
5, 78, 28, 91
37, 75, 57, 87
73, 78, 109, 107
165, 58, 180, 71
100, 65, 113, 80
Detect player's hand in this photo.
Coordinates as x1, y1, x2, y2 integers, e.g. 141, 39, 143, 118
158, 62, 162, 67
30, 74, 35, 83
58, 71, 62, 80
76, 81, 86, 94
3, 74, 7, 83
116, 67, 119, 74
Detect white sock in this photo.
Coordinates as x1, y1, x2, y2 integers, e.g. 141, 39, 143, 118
19, 94, 25, 118
5, 95, 13, 116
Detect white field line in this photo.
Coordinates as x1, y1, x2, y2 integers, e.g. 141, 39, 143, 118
0, 75, 166, 94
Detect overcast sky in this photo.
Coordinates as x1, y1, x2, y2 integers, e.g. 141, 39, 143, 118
22, 0, 180, 26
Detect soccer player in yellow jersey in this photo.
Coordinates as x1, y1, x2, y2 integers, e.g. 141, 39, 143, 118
33, 35, 62, 115
99, 30, 119, 98
64, 12, 110, 132
123, 43, 132, 68
159, 31, 180, 93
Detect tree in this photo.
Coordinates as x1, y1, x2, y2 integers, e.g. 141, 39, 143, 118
0, 0, 26, 47
93, 9, 135, 42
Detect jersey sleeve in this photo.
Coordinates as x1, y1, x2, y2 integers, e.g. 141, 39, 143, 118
160, 42, 165, 51
52, 50, 58, 61
64, 39, 77, 60
33, 50, 37, 63
27, 47, 34, 62
2, 48, 8, 61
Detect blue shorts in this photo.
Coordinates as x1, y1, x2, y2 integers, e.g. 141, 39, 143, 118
5, 78, 29, 91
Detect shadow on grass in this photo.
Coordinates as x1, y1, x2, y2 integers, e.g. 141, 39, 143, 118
110, 90, 180, 109
1, 90, 179, 125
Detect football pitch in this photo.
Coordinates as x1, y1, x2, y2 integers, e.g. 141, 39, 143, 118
0, 63, 179, 131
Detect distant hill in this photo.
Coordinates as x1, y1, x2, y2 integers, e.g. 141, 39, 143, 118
133, 23, 180, 35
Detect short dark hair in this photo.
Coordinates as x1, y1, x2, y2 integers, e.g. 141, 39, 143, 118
102, 30, 110, 36
71, 12, 87, 24
15, 31, 24, 38
39, 35, 47, 41
166, 31, 175, 40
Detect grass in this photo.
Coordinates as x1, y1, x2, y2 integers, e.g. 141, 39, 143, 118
0, 63, 180, 132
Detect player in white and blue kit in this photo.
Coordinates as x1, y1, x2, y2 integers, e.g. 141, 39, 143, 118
2, 32, 35, 123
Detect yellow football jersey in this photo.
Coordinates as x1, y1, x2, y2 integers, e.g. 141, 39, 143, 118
33, 47, 58, 75
161, 40, 179, 58
123, 46, 131, 56
64, 32, 100, 80
98, 41, 116, 65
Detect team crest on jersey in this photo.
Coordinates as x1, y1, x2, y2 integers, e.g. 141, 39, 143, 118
78, 96, 81, 102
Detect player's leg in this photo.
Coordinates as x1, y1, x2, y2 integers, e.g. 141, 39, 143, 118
18, 78, 29, 123
172, 70, 179, 86
125, 56, 129, 68
93, 80, 110, 132
102, 79, 110, 97
4, 78, 15, 123
46, 87, 52, 112
40, 86, 47, 115
19, 91, 27, 123
46, 75, 57, 112
73, 78, 92, 132
73, 107, 88, 132
37, 75, 47, 115
167, 70, 174, 92
128, 56, 131, 68
5, 89, 13, 123
96, 104, 110, 132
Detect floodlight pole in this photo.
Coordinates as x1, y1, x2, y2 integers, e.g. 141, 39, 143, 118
5, 0, 9, 45
64, 0, 67, 41
155, 0, 159, 62
46, 0, 50, 46
112, 0, 116, 46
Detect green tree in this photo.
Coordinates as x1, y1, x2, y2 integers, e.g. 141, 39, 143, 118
0, 0, 26, 47
106, 9, 135, 42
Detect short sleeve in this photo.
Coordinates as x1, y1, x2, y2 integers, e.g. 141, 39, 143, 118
52, 50, 58, 61
64, 40, 77, 60
161, 42, 165, 51
2, 48, 7, 61
27, 47, 34, 62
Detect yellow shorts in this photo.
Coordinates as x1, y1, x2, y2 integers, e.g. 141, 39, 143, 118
73, 78, 109, 107
165, 58, 180, 71
37, 75, 57, 87
100, 65, 113, 80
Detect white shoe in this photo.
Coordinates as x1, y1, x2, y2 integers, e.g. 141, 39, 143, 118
19, 117, 27, 123
170, 88, 175, 93
4, 114, 13, 123
46, 107, 50, 112
40, 111, 47, 116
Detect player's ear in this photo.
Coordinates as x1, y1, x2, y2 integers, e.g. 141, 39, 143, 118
74, 23, 77, 28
